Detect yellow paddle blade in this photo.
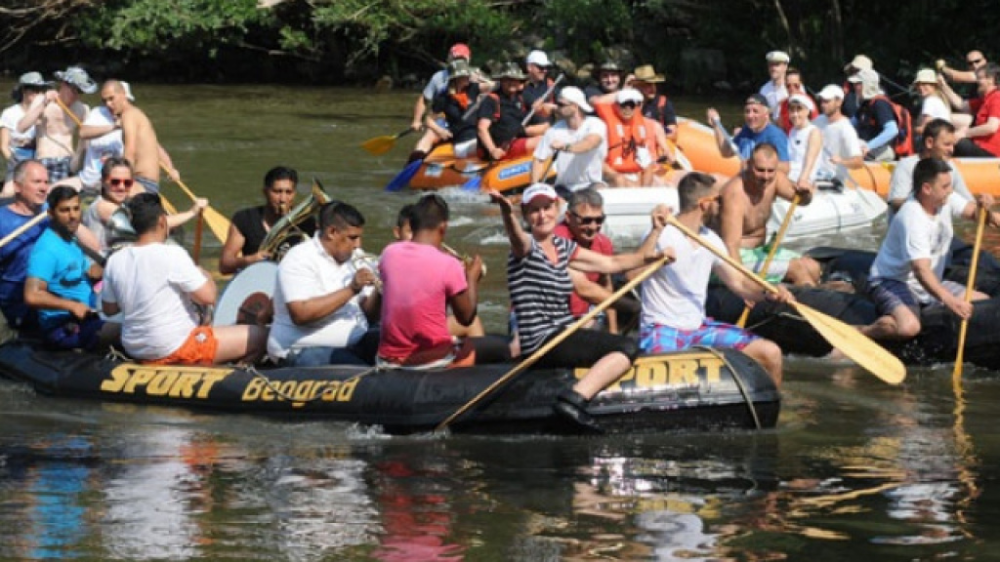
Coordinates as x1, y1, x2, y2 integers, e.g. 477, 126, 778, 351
793, 302, 906, 385
202, 205, 231, 244
361, 135, 397, 155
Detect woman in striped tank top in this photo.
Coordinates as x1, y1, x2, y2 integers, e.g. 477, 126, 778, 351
489, 184, 673, 431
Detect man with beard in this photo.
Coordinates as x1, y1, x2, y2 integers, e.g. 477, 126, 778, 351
714, 143, 819, 285
219, 166, 315, 274
24, 186, 120, 350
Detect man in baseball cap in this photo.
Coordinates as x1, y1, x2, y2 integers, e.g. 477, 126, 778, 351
529, 86, 607, 192
707, 93, 790, 165
812, 84, 863, 183
524, 50, 558, 128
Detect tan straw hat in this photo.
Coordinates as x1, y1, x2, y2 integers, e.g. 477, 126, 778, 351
632, 64, 665, 83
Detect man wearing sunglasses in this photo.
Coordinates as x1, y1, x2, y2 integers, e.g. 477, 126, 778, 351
25, 185, 120, 350
594, 88, 660, 187
553, 186, 628, 334
529, 86, 606, 191
938, 50, 989, 85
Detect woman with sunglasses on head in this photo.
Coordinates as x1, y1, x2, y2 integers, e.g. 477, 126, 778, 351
489, 183, 672, 431
785, 94, 822, 192
82, 157, 205, 254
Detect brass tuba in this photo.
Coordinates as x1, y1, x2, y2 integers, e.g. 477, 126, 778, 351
259, 179, 334, 261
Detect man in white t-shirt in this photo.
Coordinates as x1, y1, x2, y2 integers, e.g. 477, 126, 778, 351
811, 84, 863, 182
102, 193, 267, 364
528, 86, 607, 192
267, 201, 381, 366
887, 119, 978, 216
863, 157, 997, 341
639, 172, 791, 385
759, 51, 790, 117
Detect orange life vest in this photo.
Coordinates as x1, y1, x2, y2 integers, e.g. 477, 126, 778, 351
595, 102, 658, 173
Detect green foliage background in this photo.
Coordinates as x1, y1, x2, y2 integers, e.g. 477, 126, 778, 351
1, 0, 998, 90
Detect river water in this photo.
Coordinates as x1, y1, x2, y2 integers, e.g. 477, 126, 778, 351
2, 83, 1000, 561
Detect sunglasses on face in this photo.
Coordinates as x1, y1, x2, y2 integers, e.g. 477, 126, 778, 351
109, 178, 134, 188
570, 211, 605, 225
618, 101, 638, 109
969, 58, 984, 67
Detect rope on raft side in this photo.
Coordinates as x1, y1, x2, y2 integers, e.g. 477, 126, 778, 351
693, 345, 762, 430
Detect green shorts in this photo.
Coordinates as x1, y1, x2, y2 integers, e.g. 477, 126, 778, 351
739, 245, 801, 283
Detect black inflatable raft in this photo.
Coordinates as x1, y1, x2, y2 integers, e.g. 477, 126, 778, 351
706, 246, 1000, 370
0, 342, 779, 435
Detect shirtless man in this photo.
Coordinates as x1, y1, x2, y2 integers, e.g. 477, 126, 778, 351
714, 143, 820, 286
99, 80, 178, 194
17, 67, 95, 183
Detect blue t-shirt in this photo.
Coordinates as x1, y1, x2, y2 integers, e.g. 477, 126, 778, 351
26, 227, 95, 331
0, 206, 48, 327
733, 122, 790, 161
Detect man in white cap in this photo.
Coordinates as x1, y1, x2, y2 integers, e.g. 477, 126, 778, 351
812, 84, 863, 183
760, 51, 790, 117
529, 86, 607, 191
593, 88, 659, 186
523, 50, 558, 128
842, 54, 873, 118
849, 68, 899, 162
16, 66, 95, 183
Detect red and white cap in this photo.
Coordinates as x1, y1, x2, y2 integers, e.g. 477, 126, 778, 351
522, 183, 558, 205
448, 43, 471, 61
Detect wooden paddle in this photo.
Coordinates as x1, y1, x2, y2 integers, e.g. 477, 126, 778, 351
953, 205, 988, 377
53, 97, 196, 233
436, 254, 674, 431
192, 214, 204, 264
160, 163, 231, 244
0, 212, 46, 250
664, 214, 905, 385
736, 193, 800, 327
361, 128, 415, 156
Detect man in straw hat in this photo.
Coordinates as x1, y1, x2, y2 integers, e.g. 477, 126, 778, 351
17, 66, 95, 184
477, 62, 546, 161
529, 86, 607, 191
630, 64, 678, 142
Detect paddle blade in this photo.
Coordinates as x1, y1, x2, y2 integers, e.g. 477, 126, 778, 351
385, 160, 423, 192
361, 135, 396, 155
462, 174, 483, 191
202, 206, 232, 243
793, 302, 906, 385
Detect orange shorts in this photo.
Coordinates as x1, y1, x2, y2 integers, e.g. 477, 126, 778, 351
379, 340, 475, 369
144, 326, 219, 365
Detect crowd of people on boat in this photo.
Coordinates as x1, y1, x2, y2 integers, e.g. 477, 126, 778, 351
2, 47, 1000, 429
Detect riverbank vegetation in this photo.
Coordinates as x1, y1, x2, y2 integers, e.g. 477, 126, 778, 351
0, 0, 995, 92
